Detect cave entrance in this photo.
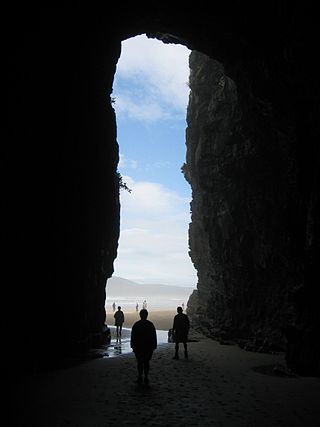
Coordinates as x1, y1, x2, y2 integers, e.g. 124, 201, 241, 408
105, 35, 197, 332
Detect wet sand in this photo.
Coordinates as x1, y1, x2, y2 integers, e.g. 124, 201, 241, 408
106, 309, 177, 331
98, 327, 169, 358
9, 329, 320, 426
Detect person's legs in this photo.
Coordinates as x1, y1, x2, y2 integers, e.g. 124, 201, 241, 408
119, 324, 122, 336
173, 341, 180, 359
116, 325, 119, 337
136, 358, 143, 383
183, 341, 188, 358
143, 360, 150, 384
136, 354, 151, 384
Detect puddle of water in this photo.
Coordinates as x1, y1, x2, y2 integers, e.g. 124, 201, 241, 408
103, 326, 169, 358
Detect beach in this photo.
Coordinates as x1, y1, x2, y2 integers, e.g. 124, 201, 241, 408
106, 308, 177, 331
9, 321, 320, 426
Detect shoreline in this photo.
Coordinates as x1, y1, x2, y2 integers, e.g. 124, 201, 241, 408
106, 308, 177, 331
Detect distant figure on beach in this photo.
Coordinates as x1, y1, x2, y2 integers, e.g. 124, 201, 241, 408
142, 300, 147, 309
172, 306, 190, 360
112, 301, 116, 312
114, 306, 125, 337
130, 309, 157, 385
182, 302, 185, 310
136, 302, 139, 312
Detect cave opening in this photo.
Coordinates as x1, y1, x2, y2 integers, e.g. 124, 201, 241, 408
105, 35, 197, 334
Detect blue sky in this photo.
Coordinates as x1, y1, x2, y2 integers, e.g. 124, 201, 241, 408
111, 34, 197, 288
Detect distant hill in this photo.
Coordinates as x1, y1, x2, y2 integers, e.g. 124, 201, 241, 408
106, 276, 195, 299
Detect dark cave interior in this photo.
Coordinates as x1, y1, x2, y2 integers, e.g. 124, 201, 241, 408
5, 4, 319, 376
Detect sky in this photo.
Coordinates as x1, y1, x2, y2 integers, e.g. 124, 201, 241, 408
111, 34, 197, 288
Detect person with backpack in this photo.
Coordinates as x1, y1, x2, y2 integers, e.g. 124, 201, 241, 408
172, 306, 190, 360
114, 306, 125, 337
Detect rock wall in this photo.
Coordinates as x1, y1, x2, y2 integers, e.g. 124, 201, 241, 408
5, 6, 319, 375
6, 16, 122, 368
185, 51, 319, 375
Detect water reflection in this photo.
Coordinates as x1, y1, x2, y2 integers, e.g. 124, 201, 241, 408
103, 326, 168, 358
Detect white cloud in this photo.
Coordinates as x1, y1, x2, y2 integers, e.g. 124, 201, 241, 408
145, 160, 172, 171
119, 176, 188, 216
114, 176, 197, 287
119, 153, 138, 170
115, 92, 171, 122
113, 34, 190, 122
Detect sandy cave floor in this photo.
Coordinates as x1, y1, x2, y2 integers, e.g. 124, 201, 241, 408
9, 327, 320, 427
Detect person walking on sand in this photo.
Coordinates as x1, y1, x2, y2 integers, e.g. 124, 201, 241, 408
114, 306, 125, 337
112, 301, 116, 312
172, 306, 190, 360
130, 309, 157, 385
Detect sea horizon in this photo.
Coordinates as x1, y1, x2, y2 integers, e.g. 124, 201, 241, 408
105, 296, 188, 311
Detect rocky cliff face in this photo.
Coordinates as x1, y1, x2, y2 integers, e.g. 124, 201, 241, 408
6, 6, 319, 376
185, 51, 319, 374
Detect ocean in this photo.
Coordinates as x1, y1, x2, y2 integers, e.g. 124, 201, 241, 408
105, 296, 187, 311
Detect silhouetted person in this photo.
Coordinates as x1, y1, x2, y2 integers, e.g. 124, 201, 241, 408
112, 301, 116, 312
131, 309, 157, 385
136, 302, 139, 312
172, 306, 190, 360
114, 306, 125, 337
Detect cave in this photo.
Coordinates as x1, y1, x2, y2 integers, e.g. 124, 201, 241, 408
6, 5, 319, 377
